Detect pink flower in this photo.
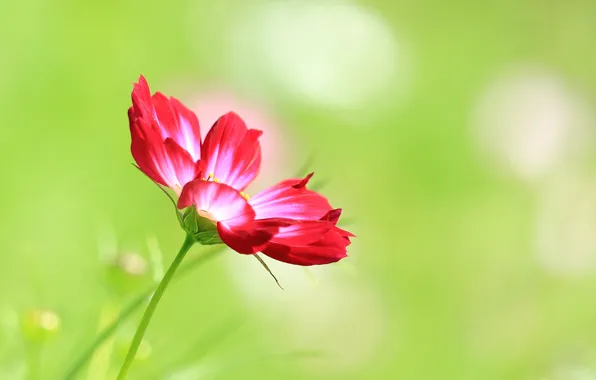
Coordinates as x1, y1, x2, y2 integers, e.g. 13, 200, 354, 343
129, 76, 353, 266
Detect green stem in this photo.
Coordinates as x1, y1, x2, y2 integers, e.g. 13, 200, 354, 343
115, 234, 195, 379
62, 159, 312, 380
60, 245, 221, 380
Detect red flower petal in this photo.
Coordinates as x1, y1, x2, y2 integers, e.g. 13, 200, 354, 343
170, 97, 202, 161
292, 172, 314, 189
162, 138, 199, 192
179, 179, 277, 254
217, 222, 276, 254
129, 76, 203, 192
178, 180, 255, 226
249, 173, 333, 220
151, 92, 202, 162
130, 113, 199, 193
320, 208, 342, 224
130, 120, 167, 187
268, 219, 334, 246
319, 208, 355, 237
262, 225, 351, 266
200, 112, 262, 191
130, 76, 153, 119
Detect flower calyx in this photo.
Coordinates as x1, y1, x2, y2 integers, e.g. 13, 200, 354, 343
181, 206, 224, 245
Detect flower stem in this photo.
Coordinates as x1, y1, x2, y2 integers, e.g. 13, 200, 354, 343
115, 234, 195, 379
60, 246, 221, 380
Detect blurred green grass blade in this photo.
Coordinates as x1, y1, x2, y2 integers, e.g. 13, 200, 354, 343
62, 160, 310, 379
85, 302, 120, 380
338, 217, 354, 227
293, 151, 317, 177
61, 246, 224, 380
308, 178, 328, 192
163, 315, 245, 375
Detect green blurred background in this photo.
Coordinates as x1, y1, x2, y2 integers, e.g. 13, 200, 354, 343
2, 0, 596, 379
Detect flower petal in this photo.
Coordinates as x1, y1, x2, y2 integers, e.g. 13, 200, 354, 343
179, 180, 278, 254
151, 93, 202, 162
170, 97, 202, 161
319, 208, 355, 237
262, 226, 351, 266
130, 118, 167, 186
320, 208, 342, 224
130, 118, 199, 193
250, 173, 332, 220
162, 138, 199, 191
178, 180, 255, 226
200, 112, 262, 190
268, 219, 334, 246
217, 222, 276, 254
129, 76, 204, 192
130, 75, 153, 119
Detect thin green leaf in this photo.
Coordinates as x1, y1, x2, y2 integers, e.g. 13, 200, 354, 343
254, 254, 283, 290
131, 164, 183, 225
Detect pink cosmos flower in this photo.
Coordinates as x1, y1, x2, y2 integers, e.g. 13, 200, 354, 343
129, 76, 353, 266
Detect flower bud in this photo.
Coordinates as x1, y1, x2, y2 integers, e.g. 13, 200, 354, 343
20, 309, 60, 343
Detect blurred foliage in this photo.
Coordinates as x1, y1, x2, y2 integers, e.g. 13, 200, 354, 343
1, 0, 596, 379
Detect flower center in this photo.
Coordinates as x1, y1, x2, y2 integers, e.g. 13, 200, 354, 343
196, 209, 217, 224
205, 173, 220, 182
204, 172, 250, 200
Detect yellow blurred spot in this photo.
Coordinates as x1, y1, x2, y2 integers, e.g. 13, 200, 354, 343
21, 309, 60, 342
37, 310, 59, 331
115, 252, 147, 276
240, 191, 250, 201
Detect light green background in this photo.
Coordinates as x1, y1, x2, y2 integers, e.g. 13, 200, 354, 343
1, 0, 596, 379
